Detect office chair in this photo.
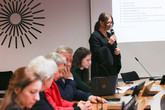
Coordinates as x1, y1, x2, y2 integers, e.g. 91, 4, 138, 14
121, 71, 140, 83
0, 71, 13, 99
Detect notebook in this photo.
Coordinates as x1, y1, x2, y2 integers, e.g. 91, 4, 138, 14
90, 75, 117, 96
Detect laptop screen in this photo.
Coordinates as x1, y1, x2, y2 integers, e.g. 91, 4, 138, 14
124, 95, 137, 110
132, 81, 145, 96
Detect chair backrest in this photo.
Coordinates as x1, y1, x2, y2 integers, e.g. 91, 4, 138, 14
160, 75, 165, 85
0, 71, 13, 99
0, 71, 13, 90
121, 71, 140, 82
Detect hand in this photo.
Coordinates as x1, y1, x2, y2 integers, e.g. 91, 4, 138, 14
108, 35, 117, 45
77, 100, 92, 110
89, 96, 108, 104
62, 65, 73, 79
114, 48, 120, 55
84, 101, 92, 110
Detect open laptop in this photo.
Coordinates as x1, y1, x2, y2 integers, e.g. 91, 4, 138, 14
140, 81, 155, 96
122, 95, 137, 110
131, 81, 145, 96
90, 75, 117, 96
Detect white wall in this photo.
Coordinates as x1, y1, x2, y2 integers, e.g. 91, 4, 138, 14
0, 0, 90, 71
0, 0, 165, 78
90, 0, 112, 33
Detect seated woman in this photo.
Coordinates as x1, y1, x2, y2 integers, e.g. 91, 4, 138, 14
0, 67, 42, 110
71, 47, 91, 92
28, 56, 58, 110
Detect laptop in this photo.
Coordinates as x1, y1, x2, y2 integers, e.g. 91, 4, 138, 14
140, 81, 155, 96
90, 75, 117, 96
132, 81, 145, 96
122, 95, 137, 110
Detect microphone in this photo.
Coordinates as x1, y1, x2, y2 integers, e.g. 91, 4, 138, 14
110, 29, 115, 35
135, 57, 155, 81
110, 29, 116, 50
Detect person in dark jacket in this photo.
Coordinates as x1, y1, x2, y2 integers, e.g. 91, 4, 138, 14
89, 12, 121, 78
56, 78, 91, 101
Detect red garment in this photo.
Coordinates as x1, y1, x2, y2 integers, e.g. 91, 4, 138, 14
44, 82, 75, 110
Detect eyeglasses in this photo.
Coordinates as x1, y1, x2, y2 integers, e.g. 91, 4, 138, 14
106, 21, 113, 25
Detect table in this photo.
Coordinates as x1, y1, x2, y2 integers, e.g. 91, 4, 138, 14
90, 79, 165, 110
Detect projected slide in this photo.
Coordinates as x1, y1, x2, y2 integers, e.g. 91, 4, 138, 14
112, 0, 165, 43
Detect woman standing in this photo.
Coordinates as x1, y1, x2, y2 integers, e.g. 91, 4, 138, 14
89, 12, 121, 78
71, 47, 91, 92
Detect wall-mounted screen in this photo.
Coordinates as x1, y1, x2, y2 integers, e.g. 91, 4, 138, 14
112, 0, 165, 43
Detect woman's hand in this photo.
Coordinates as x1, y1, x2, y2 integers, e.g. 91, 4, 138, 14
108, 35, 117, 45
77, 100, 92, 110
114, 48, 120, 55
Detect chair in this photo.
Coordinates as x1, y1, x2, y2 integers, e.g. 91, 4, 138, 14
121, 71, 140, 82
0, 71, 13, 99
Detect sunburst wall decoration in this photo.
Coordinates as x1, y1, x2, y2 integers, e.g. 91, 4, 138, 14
0, 0, 45, 48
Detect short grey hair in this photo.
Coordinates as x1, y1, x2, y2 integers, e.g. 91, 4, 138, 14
45, 52, 66, 65
28, 56, 57, 82
54, 45, 73, 54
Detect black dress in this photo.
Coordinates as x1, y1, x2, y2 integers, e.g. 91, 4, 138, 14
5, 103, 23, 110
6, 107, 22, 110
89, 30, 121, 78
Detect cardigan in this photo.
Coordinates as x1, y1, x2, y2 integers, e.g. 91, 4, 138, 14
71, 69, 91, 92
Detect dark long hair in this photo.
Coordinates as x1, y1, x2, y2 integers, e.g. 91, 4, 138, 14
71, 47, 91, 84
94, 12, 114, 31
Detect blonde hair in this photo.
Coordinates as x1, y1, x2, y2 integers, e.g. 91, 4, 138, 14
0, 67, 41, 110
